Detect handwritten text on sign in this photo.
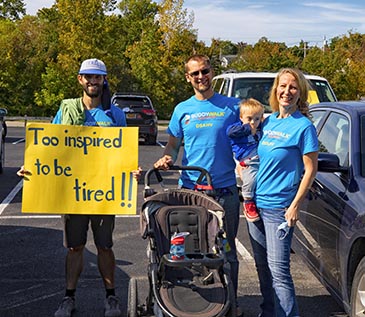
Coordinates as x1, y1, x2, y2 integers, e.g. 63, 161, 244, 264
21, 123, 138, 215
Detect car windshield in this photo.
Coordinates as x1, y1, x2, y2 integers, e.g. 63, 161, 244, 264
308, 80, 337, 103
113, 97, 151, 109
232, 78, 272, 107
230, 78, 337, 112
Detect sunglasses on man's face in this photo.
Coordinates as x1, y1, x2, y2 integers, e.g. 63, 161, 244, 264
188, 68, 211, 78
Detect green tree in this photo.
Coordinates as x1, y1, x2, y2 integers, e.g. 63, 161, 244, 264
0, 0, 25, 20
3, 0, 365, 118
125, 0, 203, 117
303, 32, 365, 100
35, 0, 120, 115
0, 18, 17, 112
229, 37, 299, 72
157, 0, 203, 116
0, 16, 49, 115
114, 0, 159, 93
330, 32, 365, 100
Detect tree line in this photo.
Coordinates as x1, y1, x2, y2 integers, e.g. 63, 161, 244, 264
1, 0, 364, 119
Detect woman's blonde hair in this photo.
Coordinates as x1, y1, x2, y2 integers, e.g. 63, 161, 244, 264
269, 68, 310, 117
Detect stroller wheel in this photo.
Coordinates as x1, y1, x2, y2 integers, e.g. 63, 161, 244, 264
128, 277, 139, 317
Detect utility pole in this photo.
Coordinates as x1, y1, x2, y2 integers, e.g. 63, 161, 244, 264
303, 41, 307, 58
323, 35, 327, 52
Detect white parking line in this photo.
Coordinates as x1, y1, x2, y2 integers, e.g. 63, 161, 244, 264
5, 291, 63, 309
1, 180, 253, 260
236, 237, 254, 261
156, 140, 165, 148
0, 215, 61, 219
12, 137, 25, 145
0, 180, 23, 215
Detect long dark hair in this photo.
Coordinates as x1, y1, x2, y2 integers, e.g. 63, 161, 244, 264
102, 79, 115, 123
101, 78, 111, 110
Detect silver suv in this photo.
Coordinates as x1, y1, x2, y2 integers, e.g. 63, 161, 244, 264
212, 71, 337, 112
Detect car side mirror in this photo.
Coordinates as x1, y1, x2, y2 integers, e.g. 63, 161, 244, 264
0, 108, 7, 117
318, 152, 348, 173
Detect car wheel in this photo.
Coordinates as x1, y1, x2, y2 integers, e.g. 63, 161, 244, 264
0, 136, 4, 174
145, 135, 157, 145
350, 257, 365, 316
2, 121, 7, 138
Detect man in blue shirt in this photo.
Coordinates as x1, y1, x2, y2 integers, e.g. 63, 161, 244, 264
154, 54, 243, 316
52, 59, 126, 317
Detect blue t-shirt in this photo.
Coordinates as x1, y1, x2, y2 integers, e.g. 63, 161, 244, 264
167, 93, 240, 189
53, 104, 127, 127
255, 111, 318, 209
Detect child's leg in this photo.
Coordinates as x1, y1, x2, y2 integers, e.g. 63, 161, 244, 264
241, 165, 260, 222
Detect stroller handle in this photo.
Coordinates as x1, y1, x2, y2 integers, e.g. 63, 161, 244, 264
144, 165, 213, 189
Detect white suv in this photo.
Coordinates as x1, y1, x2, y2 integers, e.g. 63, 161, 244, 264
212, 71, 337, 112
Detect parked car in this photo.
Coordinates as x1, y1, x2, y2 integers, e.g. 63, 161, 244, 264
111, 93, 158, 145
212, 71, 337, 112
291, 101, 365, 316
0, 108, 7, 173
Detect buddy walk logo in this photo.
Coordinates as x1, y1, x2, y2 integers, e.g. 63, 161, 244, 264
184, 111, 225, 127
21, 123, 138, 215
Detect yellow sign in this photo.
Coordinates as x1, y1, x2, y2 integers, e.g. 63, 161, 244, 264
21, 123, 138, 215
308, 90, 320, 105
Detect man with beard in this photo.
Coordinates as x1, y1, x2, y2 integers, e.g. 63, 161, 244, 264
153, 54, 243, 316
52, 58, 126, 317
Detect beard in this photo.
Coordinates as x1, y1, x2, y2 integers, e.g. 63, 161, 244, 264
193, 81, 211, 94
83, 83, 103, 98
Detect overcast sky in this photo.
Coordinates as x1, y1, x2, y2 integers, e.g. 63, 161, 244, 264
24, 0, 365, 47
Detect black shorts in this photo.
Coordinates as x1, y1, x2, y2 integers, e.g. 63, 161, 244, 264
63, 214, 115, 249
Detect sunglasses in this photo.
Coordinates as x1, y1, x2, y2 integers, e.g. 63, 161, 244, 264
188, 68, 211, 78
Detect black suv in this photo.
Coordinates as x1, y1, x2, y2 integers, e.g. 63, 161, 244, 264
111, 93, 158, 145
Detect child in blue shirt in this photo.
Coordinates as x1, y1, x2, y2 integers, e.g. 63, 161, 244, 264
226, 98, 264, 222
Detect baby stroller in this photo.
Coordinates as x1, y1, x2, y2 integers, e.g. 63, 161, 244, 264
128, 166, 237, 317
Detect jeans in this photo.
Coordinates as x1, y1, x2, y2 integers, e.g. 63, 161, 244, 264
215, 185, 240, 298
246, 208, 299, 317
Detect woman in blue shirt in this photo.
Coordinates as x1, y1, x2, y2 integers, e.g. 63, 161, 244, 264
247, 68, 318, 317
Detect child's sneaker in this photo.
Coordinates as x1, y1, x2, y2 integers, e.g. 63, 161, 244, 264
243, 201, 260, 222
104, 295, 121, 317
54, 296, 75, 317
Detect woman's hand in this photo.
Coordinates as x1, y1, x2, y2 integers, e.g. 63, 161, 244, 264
285, 204, 299, 227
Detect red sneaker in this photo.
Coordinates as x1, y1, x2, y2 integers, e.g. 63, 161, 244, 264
243, 201, 260, 222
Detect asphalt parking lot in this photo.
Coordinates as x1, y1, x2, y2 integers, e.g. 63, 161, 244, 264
0, 124, 346, 316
